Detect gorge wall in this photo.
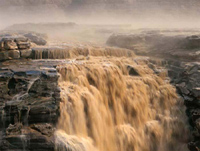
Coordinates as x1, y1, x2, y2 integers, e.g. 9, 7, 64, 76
106, 31, 200, 151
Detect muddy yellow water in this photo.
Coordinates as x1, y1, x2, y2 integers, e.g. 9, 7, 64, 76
54, 54, 189, 151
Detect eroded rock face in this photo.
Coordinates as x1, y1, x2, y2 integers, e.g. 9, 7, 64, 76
31, 123, 55, 137
150, 59, 200, 151
0, 60, 61, 151
0, 31, 47, 47
106, 33, 200, 61
0, 33, 48, 61
20, 49, 33, 58
6, 123, 23, 135
0, 29, 198, 151
1, 38, 18, 50
0, 36, 32, 61
0, 37, 30, 51
0, 50, 20, 61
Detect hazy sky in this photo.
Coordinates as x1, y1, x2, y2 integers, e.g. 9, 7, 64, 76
1, 0, 200, 29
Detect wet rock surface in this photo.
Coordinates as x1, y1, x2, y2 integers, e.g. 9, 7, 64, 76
106, 31, 200, 151
172, 63, 200, 151
0, 60, 62, 151
148, 59, 200, 151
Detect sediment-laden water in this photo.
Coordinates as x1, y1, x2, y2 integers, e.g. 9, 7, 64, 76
54, 56, 189, 151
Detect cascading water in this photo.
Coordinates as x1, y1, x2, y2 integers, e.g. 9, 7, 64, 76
54, 56, 189, 151
32, 47, 135, 59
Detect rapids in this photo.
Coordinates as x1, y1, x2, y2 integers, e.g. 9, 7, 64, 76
54, 55, 189, 151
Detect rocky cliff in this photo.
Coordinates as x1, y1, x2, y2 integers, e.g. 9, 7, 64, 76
0, 32, 192, 151
0, 60, 61, 151
106, 30, 200, 151
107, 31, 200, 61
0, 57, 190, 151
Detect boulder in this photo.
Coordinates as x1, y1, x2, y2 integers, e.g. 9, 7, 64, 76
2, 38, 18, 50
24, 33, 47, 45
20, 49, 33, 58
8, 50, 20, 59
14, 37, 31, 49
0, 36, 31, 51
0, 51, 9, 60
6, 123, 23, 135
0, 35, 32, 60
126, 65, 140, 76
186, 35, 200, 49
17, 42, 31, 49
0, 50, 20, 61
14, 37, 29, 43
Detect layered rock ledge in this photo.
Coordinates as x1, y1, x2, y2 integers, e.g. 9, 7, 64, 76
107, 32, 200, 61
0, 60, 61, 151
0, 32, 47, 61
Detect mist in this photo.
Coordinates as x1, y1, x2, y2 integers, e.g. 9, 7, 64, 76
1, 1, 200, 151
1, 0, 200, 30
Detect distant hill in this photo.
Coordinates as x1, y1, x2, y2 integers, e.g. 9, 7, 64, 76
1, 0, 200, 28
1, 0, 200, 11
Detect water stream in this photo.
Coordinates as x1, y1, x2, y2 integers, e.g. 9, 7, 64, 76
54, 57, 189, 151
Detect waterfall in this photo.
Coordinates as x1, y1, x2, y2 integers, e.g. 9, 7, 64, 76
54, 56, 189, 151
32, 47, 135, 59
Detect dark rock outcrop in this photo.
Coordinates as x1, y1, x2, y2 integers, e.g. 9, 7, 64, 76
0, 60, 61, 151
131, 32, 200, 150
150, 59, 200, 151
186, 35, 200, 49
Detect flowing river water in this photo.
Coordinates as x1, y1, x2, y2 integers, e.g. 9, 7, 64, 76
53, 56, 189, 151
